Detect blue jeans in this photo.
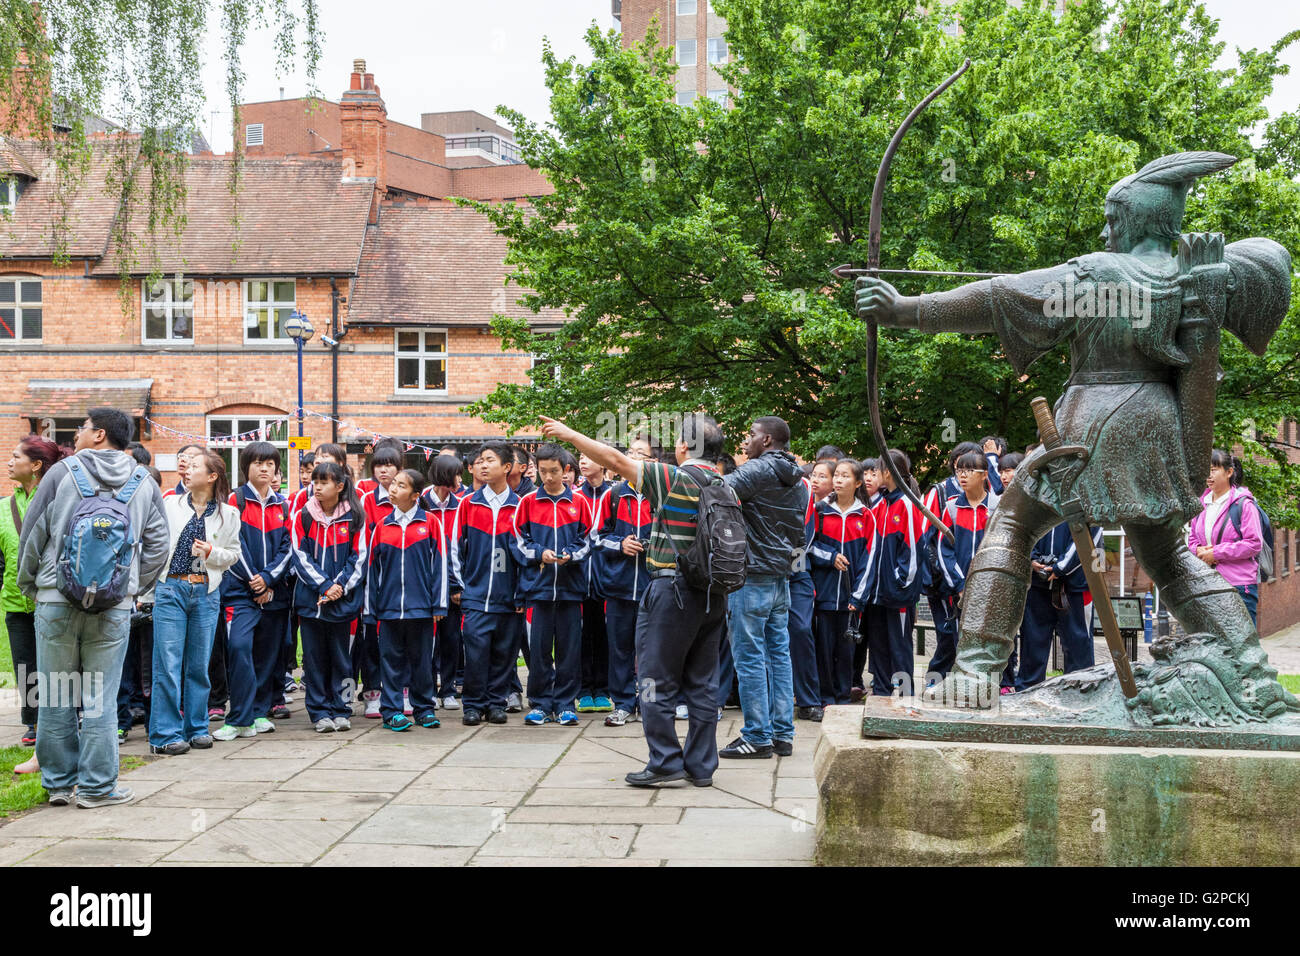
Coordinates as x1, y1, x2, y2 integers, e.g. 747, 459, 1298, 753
729, 574, 795, 746
150, 578, 220, 746
34, 601, 131, 797
1236, 584, 1259, 628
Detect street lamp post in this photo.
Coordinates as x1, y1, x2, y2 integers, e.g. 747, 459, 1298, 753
284, 310, 315, 485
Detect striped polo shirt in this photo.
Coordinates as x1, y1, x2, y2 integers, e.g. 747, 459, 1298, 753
634, 459, 720, 572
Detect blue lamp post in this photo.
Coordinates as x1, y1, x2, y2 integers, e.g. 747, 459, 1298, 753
284, 310, 315, 480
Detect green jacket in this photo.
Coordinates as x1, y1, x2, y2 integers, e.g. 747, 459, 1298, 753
0, 485, 35, 614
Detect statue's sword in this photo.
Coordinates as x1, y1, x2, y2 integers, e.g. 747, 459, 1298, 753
1027, 396, 1139, 699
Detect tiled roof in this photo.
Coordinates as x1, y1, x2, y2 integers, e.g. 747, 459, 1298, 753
25, 378, 154, 418
0, 140, 136, 259
92, 157, 374, 276
347, 202, 567, 327
0, 138, 38, 179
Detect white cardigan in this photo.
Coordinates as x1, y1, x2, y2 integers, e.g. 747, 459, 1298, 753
161, 493, 241, 594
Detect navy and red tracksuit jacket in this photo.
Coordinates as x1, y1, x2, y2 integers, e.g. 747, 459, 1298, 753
448, 487, 524, 614
793, 476, 816, 579
512, 487, 595, 603
591, 481, 652, 602
576, 478, 613, 597
367, 507, 449, 620
931, 491, 999, 598
360, 484, 396, 621
421, 487, 463, 593
221, 484, 293, 610
809, 498, 878, 611
867, 487, 927, 609
290, 505, 368, 622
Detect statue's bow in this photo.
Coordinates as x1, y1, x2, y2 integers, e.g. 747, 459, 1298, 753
836, 58, 971, 544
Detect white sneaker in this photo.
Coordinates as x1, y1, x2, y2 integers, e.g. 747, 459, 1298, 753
364, 693, 382, 719
675, 704, 689, 721
253, 717, 276, 734
314, 718, 336, 733
442, 695, 461, 710
332, 716, 351, 732
505, 692, 523, 713
213, 723, 256, 741
604, 708, 632, 727
403, 690, 413, 716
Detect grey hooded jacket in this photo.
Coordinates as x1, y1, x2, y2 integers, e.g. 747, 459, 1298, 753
724, 449, 809, 577
17, 449, 170, 609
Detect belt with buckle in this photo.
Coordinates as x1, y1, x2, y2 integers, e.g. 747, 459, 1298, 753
167, 573, 209, 584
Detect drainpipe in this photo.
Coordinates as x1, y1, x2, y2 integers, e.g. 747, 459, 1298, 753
330, 278, 341, 444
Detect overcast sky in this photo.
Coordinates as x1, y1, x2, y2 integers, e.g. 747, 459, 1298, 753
198, 0, 1298, 153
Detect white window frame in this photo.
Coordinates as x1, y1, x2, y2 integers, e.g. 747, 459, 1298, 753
394, 328, 449, 395
0, 177, 14, 214
706, 88, 729, 106
676, 0, 697, 14
246, 123, 264, 147
707, 37, 728, 64
242, 279, 296, 343
0, 275, 42, 343
676, 90, 697, 107
676, 39, 697, 67
206, 415, 291, 488
141, 276, 195, 345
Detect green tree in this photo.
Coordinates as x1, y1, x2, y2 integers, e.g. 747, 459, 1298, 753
465, 0, 1300, 524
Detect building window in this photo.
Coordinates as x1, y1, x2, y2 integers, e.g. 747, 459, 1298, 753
1283, 529, 1291, 578
676, 39, 696, 67
207, 415, 290, 486
30, 417, 82, 449
706, 88, 729, 106
395, 329, 448, 394
676, 0, 697, 14
246, 123, 264, 147
243, 279, 296, 342
0, 277, 41, 342
142, 277, 195, 344
0, 177, 14, 214
707, 38, 728, 64
676, 90, 697, 107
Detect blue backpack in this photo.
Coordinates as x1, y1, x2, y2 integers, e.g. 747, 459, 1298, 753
57, 459, 150, 612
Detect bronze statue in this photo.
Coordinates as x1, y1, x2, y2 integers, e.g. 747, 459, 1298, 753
855, 151, 1294, 723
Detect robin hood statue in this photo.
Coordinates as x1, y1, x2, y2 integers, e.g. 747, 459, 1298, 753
855, 151, 1295, 723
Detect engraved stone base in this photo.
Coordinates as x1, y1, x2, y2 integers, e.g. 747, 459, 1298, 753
813, 706, 1300, 866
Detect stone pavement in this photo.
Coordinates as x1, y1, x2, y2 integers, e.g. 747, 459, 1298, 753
0, 694, 820, 867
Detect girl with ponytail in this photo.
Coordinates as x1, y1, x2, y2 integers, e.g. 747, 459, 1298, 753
1188, 449, 1265, 626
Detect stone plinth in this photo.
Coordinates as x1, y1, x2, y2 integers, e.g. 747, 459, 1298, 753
813, 705, 1300, 866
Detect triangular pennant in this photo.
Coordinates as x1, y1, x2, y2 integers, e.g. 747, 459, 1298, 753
423, 447, 432, 461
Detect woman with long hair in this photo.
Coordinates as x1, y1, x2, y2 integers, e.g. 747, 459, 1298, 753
4, 436, 66, 774
1187, 449, 1265, 627
149, 450, 241, 755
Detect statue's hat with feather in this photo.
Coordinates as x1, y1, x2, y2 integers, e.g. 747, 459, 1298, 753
1105, 151, 1236, 242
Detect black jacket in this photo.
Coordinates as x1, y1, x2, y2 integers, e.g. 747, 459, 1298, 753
724, 450, 809, 577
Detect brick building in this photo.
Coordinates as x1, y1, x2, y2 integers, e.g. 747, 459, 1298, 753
616, 0, 732, 106
0, 59, 557, 493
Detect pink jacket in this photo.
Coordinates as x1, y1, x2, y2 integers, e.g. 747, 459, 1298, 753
1187, 485, 1263, 588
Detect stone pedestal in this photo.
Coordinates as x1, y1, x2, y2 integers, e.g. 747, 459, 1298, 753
813, 705, 1300, 866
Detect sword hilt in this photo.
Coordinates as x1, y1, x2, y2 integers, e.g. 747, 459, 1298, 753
1031, 396, 1061, 449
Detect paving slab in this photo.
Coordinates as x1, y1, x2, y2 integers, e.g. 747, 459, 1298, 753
478, 823, 636, 858
630, 823, 816, 861
468, 855, 662, 867
314, 745, 453, 771
345, 805, 501, 847
235, 789, 392, 821
223, 740, 342, 760
534, 761, 643, 790
163, 818, 355, 864
0, 835, 61, 866
774, 776, 819, 799
278, 768, 421, 792
440, 740, 570, 769
524, 787, 654, 807
409, 766, 544, 791
391, 789, 525, 808
22, 838, 184, 866
121, 758, 302, 783
663, 857, 813, 867
651, 786, 758, 808
680, 807, 806, 828
711, 769, 776, 806
0, 805, 235, 840
773, 798, 819, 824
507, 805, 682, 825
137, 781, 275, 809
313, 844, 477, 867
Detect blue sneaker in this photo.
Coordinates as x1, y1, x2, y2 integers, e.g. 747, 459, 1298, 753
593, 695, 614, 712
384, 715, 413, 732
524, 708, 548, 726
558, 710, 579, 726
575, 695, 596, 713
417, 712, 440, 729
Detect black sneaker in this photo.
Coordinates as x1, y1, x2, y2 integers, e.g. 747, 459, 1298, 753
719, 736, 773, 759
773, 739, 793, 757
796, 706, 816, 720
189, 735, 214, 749
486, 708, 508, 724
808, 706, 824, 722
269, 704, 291, 721
129, 706, 147, 727
149, 741, 190, 756
462, 710, 483, 726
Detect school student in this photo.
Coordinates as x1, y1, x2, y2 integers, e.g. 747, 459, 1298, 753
927, 451, 999, 681
862, 450, 926, 696
1017, 520, 1101, 690
575, 453, 613, 712
789, 471, 821, 721
849, 458, 880, 696
591, 436, 654, 726
422, 454, 466, 708
449, 441, 524, 725
356, 443, 403, 716
810, 458, 878, 706
513, 444, 595, 725
368, 469, 448, 731
291, 461, 368, 732
163, 443, 203, 498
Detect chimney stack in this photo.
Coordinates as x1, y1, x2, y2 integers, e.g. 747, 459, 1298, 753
339, 57, 387, 222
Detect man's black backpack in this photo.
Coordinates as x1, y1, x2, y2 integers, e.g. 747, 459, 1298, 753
665, 465, 748, 595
